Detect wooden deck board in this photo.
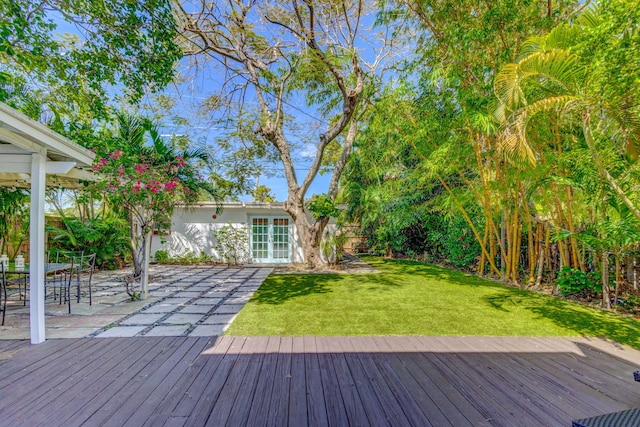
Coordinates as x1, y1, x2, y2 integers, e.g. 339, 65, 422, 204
0, 336, 638, 426
243, 336, 280, 427
118, 337, 213, 427
12, 338, 143, 425
51, 337, 178, 427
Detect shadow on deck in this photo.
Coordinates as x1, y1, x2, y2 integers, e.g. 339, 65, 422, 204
0, 336, 639, 426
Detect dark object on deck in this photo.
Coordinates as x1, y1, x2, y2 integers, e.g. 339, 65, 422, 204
572, 407, 640, 426
634, 370, 640, 382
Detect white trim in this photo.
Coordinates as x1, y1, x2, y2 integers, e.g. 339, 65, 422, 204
249, 216, 292, 263
0, 102, 94, 165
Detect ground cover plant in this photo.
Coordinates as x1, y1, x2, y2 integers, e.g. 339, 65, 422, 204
226, 257, 640, 349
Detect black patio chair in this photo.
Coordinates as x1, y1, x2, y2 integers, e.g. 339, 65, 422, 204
73, 253, 96, 305
45, 255, 76, 314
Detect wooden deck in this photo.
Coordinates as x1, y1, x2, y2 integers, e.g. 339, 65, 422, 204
0, 336, 639, 426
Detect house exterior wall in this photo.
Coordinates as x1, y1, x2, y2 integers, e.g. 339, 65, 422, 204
151, 202, 306, 264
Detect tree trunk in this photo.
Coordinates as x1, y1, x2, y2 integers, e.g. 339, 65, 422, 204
129, 211, 142, 279
140, 227, 152, 299
602, 252, 611, 309
284, 198, 329, 269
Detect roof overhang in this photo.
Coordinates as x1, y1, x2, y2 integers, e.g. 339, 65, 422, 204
0, 102, 96, 188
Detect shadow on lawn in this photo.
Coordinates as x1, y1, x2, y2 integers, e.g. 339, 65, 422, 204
367, 257, 507, 289
251, 274, 339, 305
528, 298, 640, 349
252, 270, 403, 305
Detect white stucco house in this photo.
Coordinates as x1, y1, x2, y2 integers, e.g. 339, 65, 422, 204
151, 202, 337, 264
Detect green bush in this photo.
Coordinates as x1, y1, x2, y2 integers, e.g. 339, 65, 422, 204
47, 216, 130, 269
556, 267, 600, 297
154, 250, 169, 262
213, 224, 249, 265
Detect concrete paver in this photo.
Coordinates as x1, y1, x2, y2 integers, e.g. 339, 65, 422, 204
163, 313, 205, 325
1, 264, 273, 339
190, 324, 226, 336
121, 313, 166, 325
179, 305, 215, 314
143, 325, 190, 336
96, 326, 146, 337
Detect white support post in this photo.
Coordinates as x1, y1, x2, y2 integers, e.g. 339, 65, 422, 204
29, 152, 46, 344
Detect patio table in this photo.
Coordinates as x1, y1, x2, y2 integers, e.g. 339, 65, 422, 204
3, 262, 73, 305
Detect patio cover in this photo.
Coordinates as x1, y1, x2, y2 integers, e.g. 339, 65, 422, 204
0, 102, 96, 343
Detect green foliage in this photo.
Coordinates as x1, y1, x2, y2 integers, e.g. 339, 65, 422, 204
0, 188, 29, 256
307, 194, 339, 220
153, 250, 169, 263
213, 224, 249, 265
47, 216, 130, 270
0, 0, 181, 104
320, 228, 348, 265
556, 267, 600, 297
252, 185, 277, 203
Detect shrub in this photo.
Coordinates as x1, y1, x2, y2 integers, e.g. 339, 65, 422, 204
556, 267, 600, 297
213, 224, 249, 265
154, 250, 169, 262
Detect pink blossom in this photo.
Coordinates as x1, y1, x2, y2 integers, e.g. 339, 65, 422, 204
110, 150, 124, 160
92, 164, 102, 171
99, 158, 108, 166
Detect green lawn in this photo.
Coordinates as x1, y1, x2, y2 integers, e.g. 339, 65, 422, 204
226, 257, 640, 348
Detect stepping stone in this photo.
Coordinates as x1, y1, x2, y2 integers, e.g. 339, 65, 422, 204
173, 291, 201, 298
179, 305, 215, 314
233, 290, 255, 296
121, 313, 165, 325
193, 297, 223, 305
162, 313, 205, 325
226, 296, 251, 304
95, 326, 145, 337
189, 324, 226, 336
202, 314, 236, 324
140, 304, 176, 314
205, 291, 230, 298
160, 298, 191, 305
144, 325, 190, 336
189, 286, 213, 291
213, 304, 244, 314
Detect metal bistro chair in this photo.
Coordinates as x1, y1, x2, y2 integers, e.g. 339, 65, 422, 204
45, 253, 77, 314
73, 253, 96, 305
1, 263, 7, 325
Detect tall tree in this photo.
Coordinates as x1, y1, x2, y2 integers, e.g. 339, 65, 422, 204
0, 0, 181, 107
174, 0, 387, 268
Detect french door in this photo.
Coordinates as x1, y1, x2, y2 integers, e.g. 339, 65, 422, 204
250, 217, 291, 263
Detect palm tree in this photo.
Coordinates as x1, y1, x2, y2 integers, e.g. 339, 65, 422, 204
494, 8, 640, 221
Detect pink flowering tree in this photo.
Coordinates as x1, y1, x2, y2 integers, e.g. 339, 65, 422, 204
92, 115, 217, 299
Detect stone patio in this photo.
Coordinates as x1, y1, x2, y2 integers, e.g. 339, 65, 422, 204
0, 264, 272, 339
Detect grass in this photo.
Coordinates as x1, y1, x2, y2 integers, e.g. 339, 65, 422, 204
225, 257, 640, 349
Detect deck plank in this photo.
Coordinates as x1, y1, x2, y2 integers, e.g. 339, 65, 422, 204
143, 336, 235, 427
244, 336, 282, 427
0, 335, 638, 426
288, 335, 308, 426
183, 336, 247, 426
225, 336, 270, 426
48, 337, 178, 427
0, 338, 123, 420
203, 336, 254, 426
91, 337, 208, 426
120, 337, 213, 427
267, 336, 293, 427
303, 336, 330, 427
